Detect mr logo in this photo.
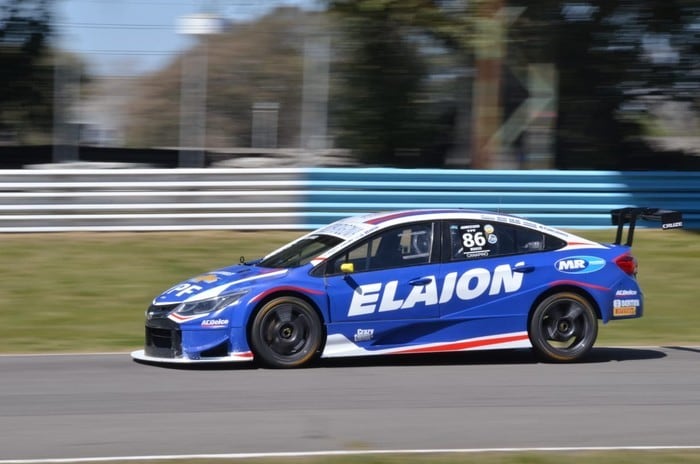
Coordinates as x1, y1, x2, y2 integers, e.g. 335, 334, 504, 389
554, 256, 606, 274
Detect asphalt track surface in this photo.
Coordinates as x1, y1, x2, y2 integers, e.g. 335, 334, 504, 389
1, 347, 699, 461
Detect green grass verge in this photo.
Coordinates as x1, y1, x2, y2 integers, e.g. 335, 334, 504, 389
60, 450, 700, 464
0, 229, 698, 354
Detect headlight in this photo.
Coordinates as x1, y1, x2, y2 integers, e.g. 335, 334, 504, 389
174, 290, 248, 317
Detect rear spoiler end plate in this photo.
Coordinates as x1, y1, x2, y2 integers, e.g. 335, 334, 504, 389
611, 207, 683, 246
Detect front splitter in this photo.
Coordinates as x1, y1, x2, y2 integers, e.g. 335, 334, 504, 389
130, 349, 254, 364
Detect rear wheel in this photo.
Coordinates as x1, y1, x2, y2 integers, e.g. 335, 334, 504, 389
529, 292, 598, 362
249, 296, 323, 368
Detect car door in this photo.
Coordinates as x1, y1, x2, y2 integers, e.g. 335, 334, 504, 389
323, 221, 441, 323
437, 219, 561, 320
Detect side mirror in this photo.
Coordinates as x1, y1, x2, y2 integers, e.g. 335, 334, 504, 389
340, 262, 354, 274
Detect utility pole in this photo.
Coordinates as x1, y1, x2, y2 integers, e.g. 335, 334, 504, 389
177, 10, 223, 167
52, 56, 80, 163
300, 16, 330, 150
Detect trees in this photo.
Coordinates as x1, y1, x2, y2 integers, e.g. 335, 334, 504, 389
120, 1, 700, 168
328, 0, 471, 167
0, 0, 53, 143
512, 0, 700, 168
329, 0, 700, 169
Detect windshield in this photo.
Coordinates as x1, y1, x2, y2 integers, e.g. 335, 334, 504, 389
258, 234, 344, 269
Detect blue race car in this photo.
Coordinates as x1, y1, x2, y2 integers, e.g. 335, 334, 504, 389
131, 207, 682, 368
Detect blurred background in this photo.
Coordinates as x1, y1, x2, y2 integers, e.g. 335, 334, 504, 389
1, 0, 700, 170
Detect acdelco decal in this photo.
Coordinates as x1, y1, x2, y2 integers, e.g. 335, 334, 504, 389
554, 256, 606, 274
201, 318, 229, 327
348, 264, 523, 317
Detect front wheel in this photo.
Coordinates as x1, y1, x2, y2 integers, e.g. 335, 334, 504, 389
529, 292, 598, 362
249, 296, 323, 368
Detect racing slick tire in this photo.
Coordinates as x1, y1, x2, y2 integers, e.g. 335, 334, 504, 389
249, 296, 323, 368
529, 292, 598, 362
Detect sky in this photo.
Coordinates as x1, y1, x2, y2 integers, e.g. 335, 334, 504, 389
54, 0, 321, 76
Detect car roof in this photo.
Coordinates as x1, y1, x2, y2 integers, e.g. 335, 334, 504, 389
301, 209, 606, 268
316, 209, 570, 240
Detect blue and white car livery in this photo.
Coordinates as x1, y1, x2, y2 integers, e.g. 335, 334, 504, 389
131, 207, 682, 367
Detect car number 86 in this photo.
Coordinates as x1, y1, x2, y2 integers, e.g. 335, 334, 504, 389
462, 232, 487, 248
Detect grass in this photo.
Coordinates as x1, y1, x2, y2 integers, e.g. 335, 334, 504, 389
0, 231, 295, 353
50, 450, 700, 464
0, 228, 698, 354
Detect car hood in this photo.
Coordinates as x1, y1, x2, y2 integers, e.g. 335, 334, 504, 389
152, 265, 288, 305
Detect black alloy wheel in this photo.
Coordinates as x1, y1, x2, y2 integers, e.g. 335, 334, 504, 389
249, 296, 323, 368
529, 292, 598, 362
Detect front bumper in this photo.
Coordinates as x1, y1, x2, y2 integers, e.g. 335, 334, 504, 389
135, 306, 254, 364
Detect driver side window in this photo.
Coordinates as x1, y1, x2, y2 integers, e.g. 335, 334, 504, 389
327, 222, 435, 274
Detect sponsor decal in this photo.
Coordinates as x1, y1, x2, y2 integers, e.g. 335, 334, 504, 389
465, 250, 490, 258
554, 256, 606, 274
614, 299, 640, 307
662, 221, 683, 230
316, 221, 360, 237
613, 297, 640, 317
190, 271, 234, 284
201, 318, 229, 327
164, 283, 204, 297
191, 274, 219, 283
354, 328, 374, 342
347, 264, 524, 317
613, 307, 637, 317
615, 289, 638, 296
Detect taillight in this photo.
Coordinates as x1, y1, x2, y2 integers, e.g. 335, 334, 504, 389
615, 254, 638, 276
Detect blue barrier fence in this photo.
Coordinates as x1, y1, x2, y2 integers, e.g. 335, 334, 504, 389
302, 169, 700, 229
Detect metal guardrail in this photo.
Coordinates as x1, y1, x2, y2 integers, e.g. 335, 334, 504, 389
0, 168, 309, 232
0, 168, 698, 232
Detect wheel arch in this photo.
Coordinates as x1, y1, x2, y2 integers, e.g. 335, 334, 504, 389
528, 284, 602, 325
246, 290, 328, 352
527, 284, 601, 363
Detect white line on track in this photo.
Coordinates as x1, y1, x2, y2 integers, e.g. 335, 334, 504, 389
3, 447, 700, 464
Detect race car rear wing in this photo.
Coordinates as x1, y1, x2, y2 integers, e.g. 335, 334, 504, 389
611, 207, 683, 246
